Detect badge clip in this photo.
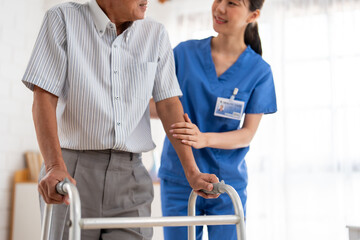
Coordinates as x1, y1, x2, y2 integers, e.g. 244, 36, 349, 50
230, 88, 239, 101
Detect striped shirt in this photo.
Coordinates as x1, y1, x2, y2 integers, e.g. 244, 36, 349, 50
22, 0, 182, 153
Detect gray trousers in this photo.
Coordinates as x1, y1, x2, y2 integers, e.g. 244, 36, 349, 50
39, 149, 154, 240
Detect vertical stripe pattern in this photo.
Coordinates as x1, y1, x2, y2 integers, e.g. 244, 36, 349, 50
22, 1, 182, 153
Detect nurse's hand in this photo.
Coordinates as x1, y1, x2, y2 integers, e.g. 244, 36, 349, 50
186, 170, 220, 199
170, 114, 208, 149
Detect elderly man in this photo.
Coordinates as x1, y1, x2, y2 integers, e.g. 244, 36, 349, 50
22, 0, 218, 239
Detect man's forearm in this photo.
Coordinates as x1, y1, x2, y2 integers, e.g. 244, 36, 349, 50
33, 86, 75, 204
155, 96, 218, 195
155, 97, 199, 176
33, 86, 66, 172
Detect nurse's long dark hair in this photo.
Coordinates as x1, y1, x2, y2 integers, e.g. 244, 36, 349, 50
244, 0, 265, 56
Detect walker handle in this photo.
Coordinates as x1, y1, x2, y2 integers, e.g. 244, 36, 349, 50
56, 178, 71, 196
200, 180, 226, 195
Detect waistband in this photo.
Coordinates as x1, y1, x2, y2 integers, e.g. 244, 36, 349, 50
62, 148, 141, 161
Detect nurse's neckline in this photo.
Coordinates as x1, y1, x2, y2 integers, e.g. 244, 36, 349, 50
210, 36, 248, 57
205, 36, 251, 79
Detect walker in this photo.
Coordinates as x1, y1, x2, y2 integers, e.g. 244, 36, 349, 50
41, 179, 246, 240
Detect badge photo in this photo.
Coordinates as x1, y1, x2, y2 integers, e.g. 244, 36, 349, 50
214, 97, 244, 121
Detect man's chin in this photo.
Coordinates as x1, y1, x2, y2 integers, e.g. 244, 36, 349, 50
134, 15, 146, 21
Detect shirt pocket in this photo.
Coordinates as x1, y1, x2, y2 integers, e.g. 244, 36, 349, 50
122, 62, 158, 101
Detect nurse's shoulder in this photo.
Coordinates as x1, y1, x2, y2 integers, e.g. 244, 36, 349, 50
246, 45, 272, 74
174, 37, 210, 54
174, 37, 211, 66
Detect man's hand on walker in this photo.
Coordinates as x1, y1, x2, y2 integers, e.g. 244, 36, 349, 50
186, 170, 220, 199
38, 166, 76, 205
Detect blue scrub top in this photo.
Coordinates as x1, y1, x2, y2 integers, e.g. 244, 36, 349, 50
158, 37, 277, 189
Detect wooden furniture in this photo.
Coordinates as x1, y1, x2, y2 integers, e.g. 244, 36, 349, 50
347, 225, 360, 240
10, 152, 43, 240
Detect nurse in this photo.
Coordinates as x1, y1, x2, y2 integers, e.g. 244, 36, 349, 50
154, 0, 277, 239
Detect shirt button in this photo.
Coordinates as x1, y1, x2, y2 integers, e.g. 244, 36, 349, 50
114, 45, 117, 48
114, 70, 118, 74
115, 96, 119, 100
117, 122, 121, 126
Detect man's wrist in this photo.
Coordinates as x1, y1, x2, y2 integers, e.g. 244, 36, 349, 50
184, 167, 200, 178
45, 161, 67, 173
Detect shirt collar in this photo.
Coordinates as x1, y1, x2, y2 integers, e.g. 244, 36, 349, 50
89, 0, 111, 37
89, 0, 136, 40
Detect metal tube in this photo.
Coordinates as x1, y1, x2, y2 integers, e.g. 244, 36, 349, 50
51, 179, 245, 240
218, 184, 246, 240
187, 191, 198, 240
80, 215, 240, 229
41, 204, 53, 240
62, 183, 82, 240
187, 183, 246, 240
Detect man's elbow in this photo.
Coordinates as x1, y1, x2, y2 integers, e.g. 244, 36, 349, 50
149, 98, 159, 119
32, 86, 41, 115
155, 97, 181, 118
32, 86, 58, 112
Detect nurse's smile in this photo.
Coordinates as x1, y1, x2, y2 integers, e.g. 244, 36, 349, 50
214, 16, 228, 24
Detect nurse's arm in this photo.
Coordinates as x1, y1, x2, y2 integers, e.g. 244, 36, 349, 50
155, 96, 219, 198
206, 113, 263, 149
172, 113, 263, 149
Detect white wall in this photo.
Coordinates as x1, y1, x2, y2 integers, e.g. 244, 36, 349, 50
146, 0, 213, 46
0, 0, 46, 238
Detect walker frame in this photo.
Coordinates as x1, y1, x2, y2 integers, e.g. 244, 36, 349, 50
41, 179, 246, 240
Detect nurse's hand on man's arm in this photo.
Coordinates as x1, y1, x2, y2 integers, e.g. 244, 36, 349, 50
170, 114, 208, 149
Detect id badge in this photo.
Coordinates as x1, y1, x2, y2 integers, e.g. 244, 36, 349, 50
214, 97, 244, 120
